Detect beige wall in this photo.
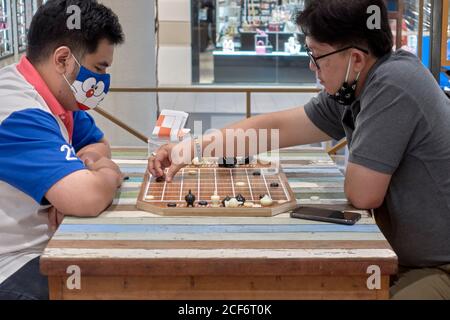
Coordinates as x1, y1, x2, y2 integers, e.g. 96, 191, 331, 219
157, 0, 191, 85
95, 0, 157, 147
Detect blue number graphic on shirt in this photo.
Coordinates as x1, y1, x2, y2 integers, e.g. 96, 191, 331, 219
60, 145, 78, 161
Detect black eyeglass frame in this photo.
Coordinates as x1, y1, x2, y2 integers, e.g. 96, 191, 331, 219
305, 45, 369, 70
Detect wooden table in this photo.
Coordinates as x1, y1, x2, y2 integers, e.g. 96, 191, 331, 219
40, 147, 398, 300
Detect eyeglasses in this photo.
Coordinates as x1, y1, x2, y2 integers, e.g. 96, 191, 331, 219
305, 45, 369, 70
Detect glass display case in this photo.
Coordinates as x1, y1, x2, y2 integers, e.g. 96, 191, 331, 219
194, 0, 312, 84
193, 0, 433, 85
16, 0, 26, 52
0, 0, 13, 58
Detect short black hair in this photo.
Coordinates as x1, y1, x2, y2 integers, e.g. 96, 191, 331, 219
297, 0, 393, 58
27, 0, 124, 64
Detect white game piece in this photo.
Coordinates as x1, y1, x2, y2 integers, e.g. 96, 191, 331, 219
235, 182, 246, 187
310, 196, 321, 202
192, 157, 202, 166
211, 193, 221, 206
145, 195, 155, 201
244, 202, 254, 208
252, 204, 262, 208
224, 198, 240, 208
260, 195, 273, 207
188, 170, 198, 175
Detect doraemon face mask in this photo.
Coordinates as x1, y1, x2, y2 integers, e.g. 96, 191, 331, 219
63, 54, 111, 111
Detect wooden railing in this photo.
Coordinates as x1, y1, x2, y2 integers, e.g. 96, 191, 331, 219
95, 86, 350, 155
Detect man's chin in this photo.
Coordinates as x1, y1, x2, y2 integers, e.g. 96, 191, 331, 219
324, 87, 338, 95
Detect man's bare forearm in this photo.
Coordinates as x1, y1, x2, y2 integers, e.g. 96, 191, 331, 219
197, 107, 331, 157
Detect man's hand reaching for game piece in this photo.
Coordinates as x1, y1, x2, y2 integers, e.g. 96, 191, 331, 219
148, 143, 188, 182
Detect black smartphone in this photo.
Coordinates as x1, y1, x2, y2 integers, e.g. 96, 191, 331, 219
290, 206, 361, 225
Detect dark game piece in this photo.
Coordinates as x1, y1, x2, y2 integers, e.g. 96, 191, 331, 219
244, 156, 253, 165
185, 190, 196, 207
167, 203, 177, 208
123, 176, 130, 181
198, 201, 208, 206
218, 157, 237, 168
222, 196, 231, 207
156, 176, 165, 183
252, 171, 261, 176
270, 182, 279, 188
236, 194, 246, 204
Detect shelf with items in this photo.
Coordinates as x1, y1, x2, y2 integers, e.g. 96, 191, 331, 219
240, 0, 305, 54
241, 0, 278, 31
216, 0, 242, 49
0, 0, 13, 59
16, 0, 27, 52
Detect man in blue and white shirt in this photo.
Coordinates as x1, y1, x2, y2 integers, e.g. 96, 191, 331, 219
0, 0, 125, 300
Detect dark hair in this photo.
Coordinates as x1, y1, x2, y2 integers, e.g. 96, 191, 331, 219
27, 0, 124, 64
297, 0, 393, 58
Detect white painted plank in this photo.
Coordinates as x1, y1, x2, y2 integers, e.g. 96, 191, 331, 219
42, 248, 397, 260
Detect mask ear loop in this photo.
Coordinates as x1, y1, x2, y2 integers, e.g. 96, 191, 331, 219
71, 54, 81, 68
344, 56, 352, 83
62, 54, 81, 93
345, 54, 361, 83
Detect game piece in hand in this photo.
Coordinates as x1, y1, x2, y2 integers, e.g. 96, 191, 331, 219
156, 176, 165, 183
185, 190, 196, 207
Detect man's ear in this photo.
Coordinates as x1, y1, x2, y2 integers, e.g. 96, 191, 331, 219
352, 50, 367, 74
53, 46, 74, 75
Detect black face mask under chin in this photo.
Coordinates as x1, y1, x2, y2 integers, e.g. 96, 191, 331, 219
328, 57, 361, 105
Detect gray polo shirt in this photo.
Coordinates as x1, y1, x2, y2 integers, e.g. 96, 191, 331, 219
304, 50, 450, 268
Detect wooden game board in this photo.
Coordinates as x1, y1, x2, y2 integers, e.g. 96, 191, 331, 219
137, 163, 297, 217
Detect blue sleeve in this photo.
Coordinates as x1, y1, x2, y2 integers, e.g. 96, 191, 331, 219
0, 109, 86, 204
72, 111, 104, 152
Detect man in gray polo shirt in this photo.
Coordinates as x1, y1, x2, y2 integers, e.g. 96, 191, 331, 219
148, 0, 450, 299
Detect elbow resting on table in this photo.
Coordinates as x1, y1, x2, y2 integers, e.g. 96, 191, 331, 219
52, 191, 113, 217
346, 192, 384, 210
46, 170, 118, 217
